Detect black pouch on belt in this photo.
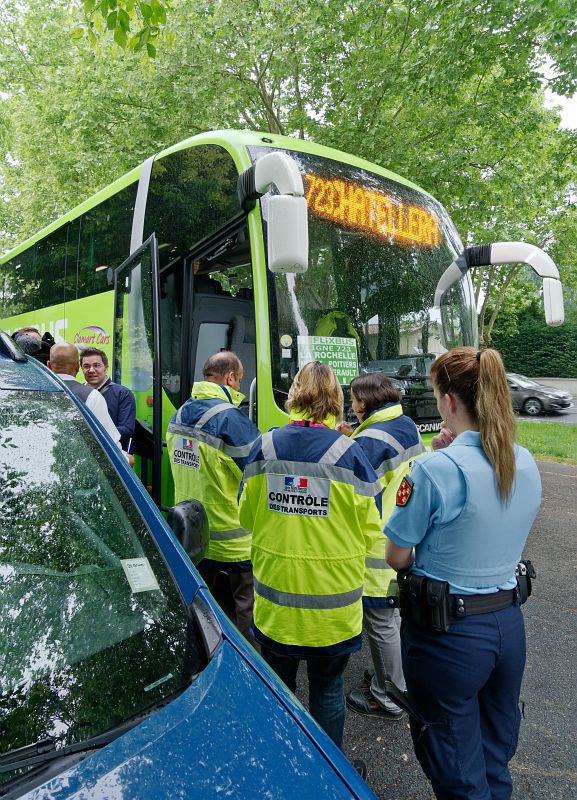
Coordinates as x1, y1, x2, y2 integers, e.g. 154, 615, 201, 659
426, 579, 451, 632
398, 572, 429, 627
516, 560, 536, 604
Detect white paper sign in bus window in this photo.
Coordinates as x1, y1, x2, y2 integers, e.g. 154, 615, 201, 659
267, 474, 331, 517
172, 437, 200, 469
297, 336, 358, 385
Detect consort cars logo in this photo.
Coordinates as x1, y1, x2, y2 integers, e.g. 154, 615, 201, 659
73, 326, 111, 349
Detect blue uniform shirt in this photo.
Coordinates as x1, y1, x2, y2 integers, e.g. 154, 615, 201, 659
385, 430, 541, 594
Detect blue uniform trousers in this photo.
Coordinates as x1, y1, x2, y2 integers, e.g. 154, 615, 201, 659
402, 603, 526, 800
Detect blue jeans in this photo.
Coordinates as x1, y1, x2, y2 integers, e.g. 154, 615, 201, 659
261, 646, 350, 748
402, 603, 526, 800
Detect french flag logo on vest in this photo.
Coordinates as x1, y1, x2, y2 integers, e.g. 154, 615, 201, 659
182, 438, 195, 449
285, 476, 308, 489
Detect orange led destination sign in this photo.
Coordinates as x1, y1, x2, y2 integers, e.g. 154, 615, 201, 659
305, 174, 441, 248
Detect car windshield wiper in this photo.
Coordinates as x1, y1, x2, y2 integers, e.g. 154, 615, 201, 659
0, 718, 139, 775
0, 689, 186, 775
0, 738, 56, 771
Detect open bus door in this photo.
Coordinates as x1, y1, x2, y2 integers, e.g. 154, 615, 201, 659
112, 235, 162, 506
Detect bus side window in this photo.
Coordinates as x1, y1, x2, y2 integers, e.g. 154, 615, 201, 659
36, 225, 67, 309
76, 183, 137, 301
0, 245, 38, 319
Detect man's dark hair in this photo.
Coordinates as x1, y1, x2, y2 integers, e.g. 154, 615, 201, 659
350, 372, 402, 416
13, 331, 42, 356
80, 347, 109, 368
203, 351, 241, 379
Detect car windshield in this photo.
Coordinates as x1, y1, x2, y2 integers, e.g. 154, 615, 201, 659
0, 391, 201, 786
250, 146, 477, 427
509, 375, 542, 389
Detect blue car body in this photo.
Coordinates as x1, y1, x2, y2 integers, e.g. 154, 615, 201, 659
0, 334, 375, 800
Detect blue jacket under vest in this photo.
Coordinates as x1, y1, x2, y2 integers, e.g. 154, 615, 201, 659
98, 378, 136, 451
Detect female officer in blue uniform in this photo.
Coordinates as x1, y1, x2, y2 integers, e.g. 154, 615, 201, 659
385, 347, 541, 800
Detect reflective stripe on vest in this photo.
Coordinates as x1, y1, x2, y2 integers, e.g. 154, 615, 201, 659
365, 557, 390, 570
209, 527, 251, 541
254, 577, 363, 610
261, 431, 277, 461
244, 458, 381, 498
373, 441, 428, 478
194, 402, 232, 429
318, 435, 354, 464
167, 421, 254, 459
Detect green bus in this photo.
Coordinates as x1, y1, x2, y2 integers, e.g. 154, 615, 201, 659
0, 130, 564, 508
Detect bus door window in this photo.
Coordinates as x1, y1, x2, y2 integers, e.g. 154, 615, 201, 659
142, 144, 243, 411
190, 252, 255, 408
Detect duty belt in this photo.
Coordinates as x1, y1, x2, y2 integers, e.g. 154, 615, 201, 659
451, 588, 517, 619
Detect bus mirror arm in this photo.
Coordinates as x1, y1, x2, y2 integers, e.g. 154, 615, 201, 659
238, 152, 309, 275
433, 242, 564, 327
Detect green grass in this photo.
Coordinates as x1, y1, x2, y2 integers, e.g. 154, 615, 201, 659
516, 421, 577, 464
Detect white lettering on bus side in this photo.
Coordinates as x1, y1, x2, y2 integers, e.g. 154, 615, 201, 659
5, 318, 67, 342
417, 422, 442, 433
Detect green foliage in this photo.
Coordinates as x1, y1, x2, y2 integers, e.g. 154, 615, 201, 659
493, 303, 577, 377
1, 0, 577, 351
72, 0, 168, 56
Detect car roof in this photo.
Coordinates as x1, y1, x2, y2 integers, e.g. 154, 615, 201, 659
0, 330, 63, 392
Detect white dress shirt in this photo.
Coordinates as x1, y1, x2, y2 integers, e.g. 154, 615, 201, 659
58, 374, 122, 447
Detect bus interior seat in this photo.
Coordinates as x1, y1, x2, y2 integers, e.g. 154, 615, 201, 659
228, 314, 256, 399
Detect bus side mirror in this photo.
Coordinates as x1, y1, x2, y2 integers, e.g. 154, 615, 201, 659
543, 277, 564, 326
434, 242, 565, 327
238, 151, 309, 274
167, 500, 209, 566
267, 194, 308, 274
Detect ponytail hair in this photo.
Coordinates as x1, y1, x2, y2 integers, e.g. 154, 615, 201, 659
430, 347, 517, 500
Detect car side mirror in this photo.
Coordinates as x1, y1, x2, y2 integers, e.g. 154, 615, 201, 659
167, 500, 209, 565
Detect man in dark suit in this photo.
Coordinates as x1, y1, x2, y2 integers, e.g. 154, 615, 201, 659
80, 348, 136, 452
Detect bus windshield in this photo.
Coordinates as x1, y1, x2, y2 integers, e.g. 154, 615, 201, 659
250, 146, 477, 428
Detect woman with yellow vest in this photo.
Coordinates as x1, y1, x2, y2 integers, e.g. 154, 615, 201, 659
238, 362, 383, 749
338, 373, 425, 719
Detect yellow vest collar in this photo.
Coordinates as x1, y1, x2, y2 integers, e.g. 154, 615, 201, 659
190, 381, 245, 407
353, 403, 403, 436
288, 409, 338, 429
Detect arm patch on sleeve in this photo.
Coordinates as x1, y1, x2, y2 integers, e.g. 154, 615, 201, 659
396, 476, 414, 506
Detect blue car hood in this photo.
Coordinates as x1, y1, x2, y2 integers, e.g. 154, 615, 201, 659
23, 642, 370, 799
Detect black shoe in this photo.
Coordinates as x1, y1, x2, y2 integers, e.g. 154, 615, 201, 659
362, 668, 375, 686
346, 688, 406, 720
351, 758, 368, 780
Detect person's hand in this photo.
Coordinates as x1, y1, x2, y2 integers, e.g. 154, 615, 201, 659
336, 421, 354, 436
431, 422, 455, 450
